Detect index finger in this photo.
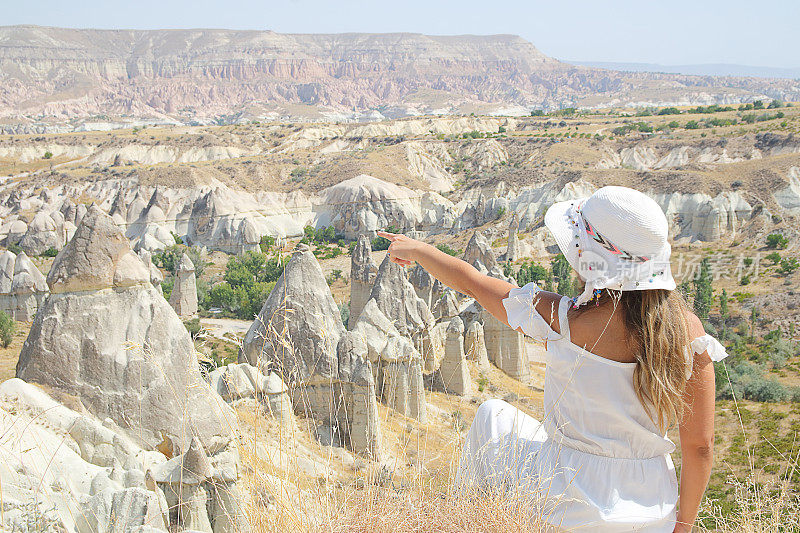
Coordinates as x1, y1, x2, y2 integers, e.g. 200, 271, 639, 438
377, 231, 401, 241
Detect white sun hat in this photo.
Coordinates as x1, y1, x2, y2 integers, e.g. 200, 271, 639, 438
544, 186, 676, 307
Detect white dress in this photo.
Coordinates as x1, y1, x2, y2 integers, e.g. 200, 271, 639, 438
455, 284, 729, 532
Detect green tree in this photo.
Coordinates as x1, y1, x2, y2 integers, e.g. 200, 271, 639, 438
766, 251, 781, 265
436, 244, 460, 256
719, 289, 729, 340
551, 254, 573, 296
766, 233, 788, 249
0, 311, 14, 348
779, 257, 799, 276
259, 235, 276, 253
750, 306, 760, 341
693, 258, 713, 319
753, 100, 764, 110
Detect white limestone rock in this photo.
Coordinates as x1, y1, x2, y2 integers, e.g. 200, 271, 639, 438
168, 252, 198, 317
16, 208, 235, 454
241, 246, 382, 458
349, 234, 378, 328
439, 317, 472, 396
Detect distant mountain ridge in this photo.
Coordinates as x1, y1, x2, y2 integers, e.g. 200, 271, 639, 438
1, 25, 799, 129
569, 61, 800, 80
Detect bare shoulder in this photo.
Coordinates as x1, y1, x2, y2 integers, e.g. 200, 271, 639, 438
684, 310, 706, 340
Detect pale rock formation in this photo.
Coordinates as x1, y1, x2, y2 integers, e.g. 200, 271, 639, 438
16, 206, 234, 453
349, 298, 427, 423
483, 309, 528, 380
316, 175, 420, 239
0, 251, 49, 321
348, 234, 378, 328
18, 210, 66, 255
0, 250, 15, 312
506, 212, 520, 262
0, 378, 169, 533
405, 141, 455, 192
240, 246, 382, 458
208, 363, 293, 424
439, 317, 472, 396
773, 167, 800, 215
169, 252, 198, 317
138, 248, 164, 293
432, 289, 459, 321
368, 254, 434, 340
152, 437, 248, 533
463, 230, 507, 280
409, 264, 434, 307
654, 191, 752, 241
186, 187, 262, 255
464, 321, 491, 370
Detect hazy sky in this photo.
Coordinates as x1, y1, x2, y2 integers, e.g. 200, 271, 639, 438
4, 0, 798, 68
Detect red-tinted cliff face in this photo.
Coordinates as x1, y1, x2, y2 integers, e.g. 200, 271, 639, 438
1, 25, 798, 122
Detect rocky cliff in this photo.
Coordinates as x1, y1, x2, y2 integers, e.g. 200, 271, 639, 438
2, 25, 798, 126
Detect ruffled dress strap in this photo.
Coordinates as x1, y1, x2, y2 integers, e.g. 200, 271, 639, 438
685, 334, 730, 378
502, 282, 561, 341
557, 296, 572, 343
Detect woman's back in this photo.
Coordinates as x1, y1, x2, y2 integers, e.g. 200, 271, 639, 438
508, 291, 677, 459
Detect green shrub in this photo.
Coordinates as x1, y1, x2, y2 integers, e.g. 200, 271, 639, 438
779, 257, 798, 276
260, 235, 276, 254
766, 233, 788, 249
7, 244, 22, 255
0, 311, 14, 348
161, 277, 174, 301
716, 361, 789, 402
40, 247, 59, 257
436, 244, 460, 257
765, 251, 782, 264
372, 236, 391, 251
183, 318, 202, 340
326, 269, 342, 285
43, 151, 53, 159
338, 302, 349, 328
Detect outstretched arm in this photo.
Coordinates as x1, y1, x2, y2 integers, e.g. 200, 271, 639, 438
379, 231, 561, 330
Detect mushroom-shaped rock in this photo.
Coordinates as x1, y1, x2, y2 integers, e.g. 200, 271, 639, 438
46, 205, 149, 294
368, 254, 434, 340
169, 253, 198, 317
439, 317, 472, 396
483, 309, 528, 380
9, 251, 48, 321
350, 298, 427, 423
348, 234, 378, 328
241, 246, 344, 383
240, 246, 383, 457
153, 437, 214, 532
465, 321, 490, 370
409, 264, 434, 307
432, 289, 459, 321
463, 231, 504, 278
16, 207, 235, 453
506, 212, 520, 262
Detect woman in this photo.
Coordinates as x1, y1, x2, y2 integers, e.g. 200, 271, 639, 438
379, 186, 728, 532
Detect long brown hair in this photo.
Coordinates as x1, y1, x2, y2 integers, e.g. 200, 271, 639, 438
571, 288, 691, 431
